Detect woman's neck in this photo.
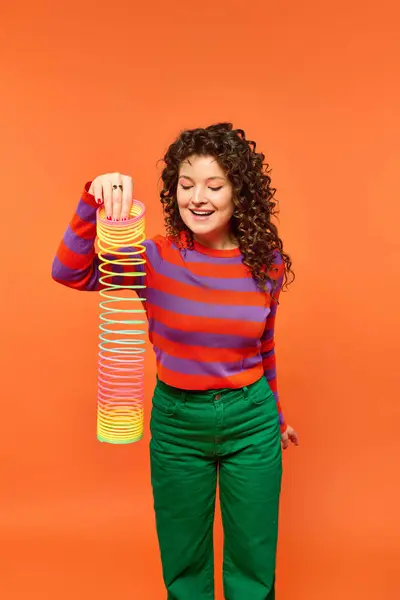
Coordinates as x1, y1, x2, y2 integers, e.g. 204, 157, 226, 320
193, 232, 238, 251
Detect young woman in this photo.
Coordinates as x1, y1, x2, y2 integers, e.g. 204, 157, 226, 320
52, 122, 298, 600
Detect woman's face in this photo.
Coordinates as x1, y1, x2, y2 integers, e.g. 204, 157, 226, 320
176, 155, 235, 245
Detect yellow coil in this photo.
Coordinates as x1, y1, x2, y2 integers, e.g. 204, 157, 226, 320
96, 201, 146, 444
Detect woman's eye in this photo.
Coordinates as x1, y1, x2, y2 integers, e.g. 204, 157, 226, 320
180, 184, 223, 191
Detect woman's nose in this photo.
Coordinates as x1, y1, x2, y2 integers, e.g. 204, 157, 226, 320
192, 186, 206, 204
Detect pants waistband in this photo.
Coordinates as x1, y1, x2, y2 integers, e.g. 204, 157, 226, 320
155, 376, 266, 403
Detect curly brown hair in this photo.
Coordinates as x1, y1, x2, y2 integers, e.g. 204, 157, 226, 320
159, 122, 294, 293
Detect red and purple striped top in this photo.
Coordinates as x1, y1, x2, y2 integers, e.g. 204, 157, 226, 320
52, 183, 287, 432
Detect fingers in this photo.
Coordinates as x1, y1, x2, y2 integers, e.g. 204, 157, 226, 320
111, 173, 123, 221
102, 178, 112, 219
121, 175, 133, 220
90, 173, 133, 220
290, 430, 299, 446
281, 426, 299, 450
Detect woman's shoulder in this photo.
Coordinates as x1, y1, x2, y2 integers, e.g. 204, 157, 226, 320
270, 247, 283, 262
144, 234, 171, 252
266, 248, 285, 280
143, 235, 175, 266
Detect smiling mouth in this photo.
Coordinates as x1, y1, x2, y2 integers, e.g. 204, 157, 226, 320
190, 209, 215, 216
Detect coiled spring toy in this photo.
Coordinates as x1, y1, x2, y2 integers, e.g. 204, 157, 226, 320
96, 201, 146, 444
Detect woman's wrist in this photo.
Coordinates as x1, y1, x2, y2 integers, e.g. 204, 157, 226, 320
82, 181, 97, 208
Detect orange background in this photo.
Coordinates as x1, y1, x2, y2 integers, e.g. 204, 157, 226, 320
1, 1, 399, 599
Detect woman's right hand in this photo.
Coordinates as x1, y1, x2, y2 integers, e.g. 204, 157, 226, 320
88, 173, 134, 221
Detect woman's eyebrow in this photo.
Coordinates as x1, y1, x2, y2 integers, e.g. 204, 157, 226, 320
179, 175, 226, 182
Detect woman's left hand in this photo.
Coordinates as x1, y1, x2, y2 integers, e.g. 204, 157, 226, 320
281, 425, 299, 450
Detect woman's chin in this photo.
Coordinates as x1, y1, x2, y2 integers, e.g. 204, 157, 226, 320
190, 222, 215, 235
184, 217, 216, 235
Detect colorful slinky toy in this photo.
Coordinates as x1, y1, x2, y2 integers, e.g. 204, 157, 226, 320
96, 201, 147, 444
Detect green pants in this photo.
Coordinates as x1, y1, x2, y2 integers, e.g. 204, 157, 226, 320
149, 375, 282, 600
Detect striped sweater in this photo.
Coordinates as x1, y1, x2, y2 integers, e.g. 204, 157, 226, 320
52, 183, 287, 432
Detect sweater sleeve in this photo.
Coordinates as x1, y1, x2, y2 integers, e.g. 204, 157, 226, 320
51, 182, 145, 291
260, 252, 287, 433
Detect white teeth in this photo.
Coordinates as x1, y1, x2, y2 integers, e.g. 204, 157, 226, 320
191, 210, 214, 216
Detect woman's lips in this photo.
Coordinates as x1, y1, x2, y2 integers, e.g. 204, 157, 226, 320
189, 209, 215, 221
